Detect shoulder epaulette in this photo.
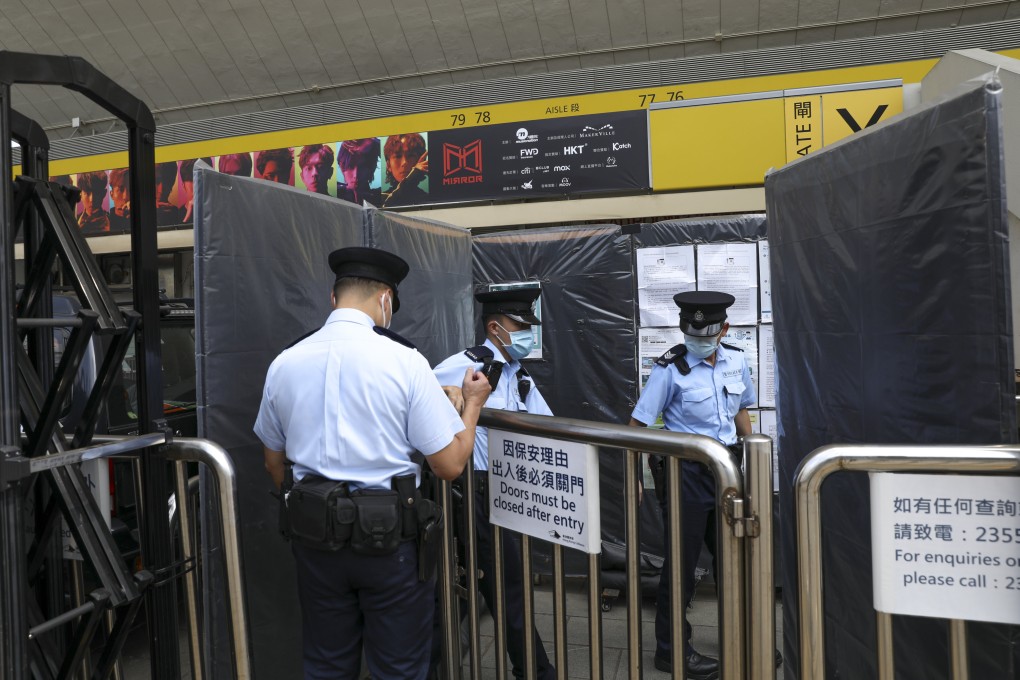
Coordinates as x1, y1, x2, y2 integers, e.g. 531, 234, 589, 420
464, 345, 495, 362
655, 343, 691, 376
374, 326, 418, 350
284, 328, 317, 350
720, 342, 743, 352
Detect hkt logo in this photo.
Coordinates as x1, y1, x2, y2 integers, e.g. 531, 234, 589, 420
520, 148, 539, 158
442, 140, 484, 185
564, 144, 587, 155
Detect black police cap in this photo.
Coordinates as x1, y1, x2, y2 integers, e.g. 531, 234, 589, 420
674, 291, 735, 337
328, 247, 410, 312
475, 288, 542, 325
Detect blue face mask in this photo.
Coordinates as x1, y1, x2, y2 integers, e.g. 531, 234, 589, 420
684, 333, 719, 359
497, 323, 535, 361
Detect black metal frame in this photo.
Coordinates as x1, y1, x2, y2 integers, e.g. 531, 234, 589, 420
0, 51, 178, 679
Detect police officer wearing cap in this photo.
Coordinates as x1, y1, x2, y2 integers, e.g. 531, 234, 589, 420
254, 246, 492, 679
430, 287, 556, 680
629, 291, 756, 680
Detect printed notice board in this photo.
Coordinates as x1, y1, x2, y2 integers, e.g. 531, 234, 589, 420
488, 430, 601, 554
870, 472, 1020, 625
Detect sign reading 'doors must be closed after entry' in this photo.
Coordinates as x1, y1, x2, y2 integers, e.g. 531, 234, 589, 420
488, 430, 601, 554
871, 473, 1020, 625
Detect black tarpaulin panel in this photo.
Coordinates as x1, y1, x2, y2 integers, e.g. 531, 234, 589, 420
367, 209, 474, 364
766, 78, 1016, 679
472, 225, 640, 568
193, 165, 366, 678
634, 213, 766, 246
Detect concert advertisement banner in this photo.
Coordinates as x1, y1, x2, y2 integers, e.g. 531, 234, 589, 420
428, 110, 649, 205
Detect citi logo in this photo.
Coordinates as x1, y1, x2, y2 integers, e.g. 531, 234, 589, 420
520, 148, 539, 158
552, 165, 570, 172
563, 144, 586, 155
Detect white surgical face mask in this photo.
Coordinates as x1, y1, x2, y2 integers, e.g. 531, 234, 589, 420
379, 293, 392, 329
496, 322, 535, 361
684, 333, 719, 359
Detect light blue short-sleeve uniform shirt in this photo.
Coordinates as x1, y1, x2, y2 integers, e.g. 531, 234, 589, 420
432, 338, 552, 471
254, 308, 465, 490
630, 343, 756, 445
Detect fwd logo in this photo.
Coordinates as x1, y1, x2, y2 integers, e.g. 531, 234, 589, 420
837, 105, 888, 132
564, 144, 586, 155
520, 148, 539, 158
442, 140, 484, 186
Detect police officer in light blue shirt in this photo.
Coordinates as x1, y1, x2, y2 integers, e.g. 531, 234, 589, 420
430, 288, 556, 680
254, 246, 491, 680
629, 291, 755, 680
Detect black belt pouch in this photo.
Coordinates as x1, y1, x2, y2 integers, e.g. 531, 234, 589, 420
350, 489, 402, 556
288, 475, 350, 550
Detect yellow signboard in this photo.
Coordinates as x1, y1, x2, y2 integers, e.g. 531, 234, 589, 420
821, 88, 903, 145
784, 95, 821, 162
653, 82, 904, 190
651, 95, 787, 191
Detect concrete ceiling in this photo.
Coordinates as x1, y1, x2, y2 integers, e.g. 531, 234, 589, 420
2, 0, 1017, 140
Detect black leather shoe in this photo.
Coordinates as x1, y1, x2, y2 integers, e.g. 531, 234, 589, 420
652, 651, 720, 679
684, 651, 720, 680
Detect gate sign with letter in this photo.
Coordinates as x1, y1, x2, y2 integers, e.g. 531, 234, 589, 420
488, 430, 601, 554
870, 473, 1020, 625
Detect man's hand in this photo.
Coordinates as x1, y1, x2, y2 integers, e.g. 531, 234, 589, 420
442, 385, 464, 414
461, 367, 491, 407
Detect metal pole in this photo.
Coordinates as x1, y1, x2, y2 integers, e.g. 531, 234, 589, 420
0, 80, 29, 680
492, 525, 508, 679
796, 445, 1020, 680
624, 449, 641, 680
744, 434, 775, 680
127, 119, 180, 680
175, 461, 203, 680
665, 456, 683, 680
949, 619, 968, 680
876, 611, 894, 680
551, 544, 567, 680
521, 535, 536, 680
587, 553, 602, 680
161, 438, 251, 680
69, 561, 90, 680
437, 478, 460, 679
463, 470, 481, 680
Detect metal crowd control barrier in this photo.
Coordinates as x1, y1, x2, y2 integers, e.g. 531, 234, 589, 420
435, 408, 777, 680
795, 444, 1020, 680
94, 435, 253, 680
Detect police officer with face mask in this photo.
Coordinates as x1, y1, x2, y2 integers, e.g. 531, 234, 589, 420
430, 288, 556, 680
629, 291, 756, 680
254, 247, 491, 679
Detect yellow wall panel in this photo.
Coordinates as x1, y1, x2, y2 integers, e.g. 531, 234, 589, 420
821, 87, 904, 145
784, 95, 822, 162
651, 97, 786, 191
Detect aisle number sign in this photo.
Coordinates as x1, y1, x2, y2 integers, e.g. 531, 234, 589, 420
488, 429, 601, 554
870, 472, 1020, 625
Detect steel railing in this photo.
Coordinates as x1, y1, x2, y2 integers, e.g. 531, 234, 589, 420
434, 408, 776, 680
795, 444, 1020, 680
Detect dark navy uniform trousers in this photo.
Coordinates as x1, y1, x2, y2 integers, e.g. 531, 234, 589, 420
293, 540, 434, 679
655, 459, 719, 661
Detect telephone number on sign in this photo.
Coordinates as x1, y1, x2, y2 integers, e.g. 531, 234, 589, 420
975, 526, 1020, 543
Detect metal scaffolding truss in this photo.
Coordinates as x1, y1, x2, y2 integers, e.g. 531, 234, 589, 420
0, 51, 179, 680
